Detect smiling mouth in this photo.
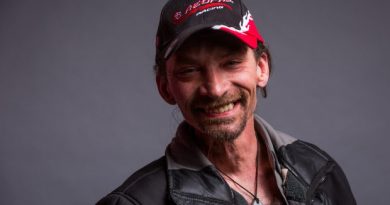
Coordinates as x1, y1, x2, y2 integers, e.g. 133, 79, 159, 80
196, 99, 242, 115
192, 90, 247, 116
204, 102, 235, 114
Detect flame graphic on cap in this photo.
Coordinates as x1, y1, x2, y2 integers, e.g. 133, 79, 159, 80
212, 11, 252, 34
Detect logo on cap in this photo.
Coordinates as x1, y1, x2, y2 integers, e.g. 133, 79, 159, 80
173, 0, 234, 24
212, 11, 252, 35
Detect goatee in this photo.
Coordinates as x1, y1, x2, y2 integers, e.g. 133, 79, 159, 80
190, 89, 249, 142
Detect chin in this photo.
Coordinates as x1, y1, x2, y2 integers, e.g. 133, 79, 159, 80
197, 119, 246, 142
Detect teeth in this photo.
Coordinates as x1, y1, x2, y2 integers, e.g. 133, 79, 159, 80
206, 103, 234, 114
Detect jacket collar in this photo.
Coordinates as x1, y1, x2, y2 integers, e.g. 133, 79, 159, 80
165, 115, 294, 204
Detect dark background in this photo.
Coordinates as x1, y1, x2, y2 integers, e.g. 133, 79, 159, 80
1, 0, 389, 204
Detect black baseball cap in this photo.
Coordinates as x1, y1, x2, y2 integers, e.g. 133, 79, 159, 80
156, 0, 264, 59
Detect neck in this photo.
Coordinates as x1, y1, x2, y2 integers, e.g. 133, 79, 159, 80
191, 118, 284, 204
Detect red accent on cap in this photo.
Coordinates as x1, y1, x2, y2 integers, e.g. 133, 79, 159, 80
212, 16, 264, 48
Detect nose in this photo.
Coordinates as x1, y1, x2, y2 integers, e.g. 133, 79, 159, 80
199, 68, 228, 98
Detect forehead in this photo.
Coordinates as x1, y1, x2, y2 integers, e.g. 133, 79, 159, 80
174, 29, 248, 59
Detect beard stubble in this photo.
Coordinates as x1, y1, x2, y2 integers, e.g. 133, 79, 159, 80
189, 89, 250, 142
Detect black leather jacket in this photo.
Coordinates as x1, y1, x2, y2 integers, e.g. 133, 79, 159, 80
97, 117, 356, 205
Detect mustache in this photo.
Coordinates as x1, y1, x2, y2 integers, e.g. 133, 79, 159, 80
190, 89, 248, 110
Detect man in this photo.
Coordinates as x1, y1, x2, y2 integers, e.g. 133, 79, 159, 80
97, 0, 356, 204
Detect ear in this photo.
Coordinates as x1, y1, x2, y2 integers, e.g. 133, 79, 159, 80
156, 75, 176, 105
256, 52, 270, 88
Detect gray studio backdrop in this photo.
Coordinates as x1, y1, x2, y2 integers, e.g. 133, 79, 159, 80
1, 0, 389, 204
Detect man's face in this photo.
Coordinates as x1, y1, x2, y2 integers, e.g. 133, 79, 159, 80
157, 31, 269, 141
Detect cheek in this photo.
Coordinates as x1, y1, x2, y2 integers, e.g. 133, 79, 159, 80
230, 71, 259, 92
168, 81, 194, 107
232, 72, 259, 107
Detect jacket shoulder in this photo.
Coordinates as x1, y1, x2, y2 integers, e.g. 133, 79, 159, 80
278, 140, 333, 184
278, 140, 356, 204
97, 157, 169, 205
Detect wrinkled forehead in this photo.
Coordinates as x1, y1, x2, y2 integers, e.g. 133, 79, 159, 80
174, 29, 249, 58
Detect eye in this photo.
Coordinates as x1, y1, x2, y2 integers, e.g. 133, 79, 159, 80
178, 66, 198, 74
174, 66, 200, 78
223, 59, 242, 68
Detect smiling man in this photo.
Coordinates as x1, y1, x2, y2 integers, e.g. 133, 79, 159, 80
97, 0, 356, 204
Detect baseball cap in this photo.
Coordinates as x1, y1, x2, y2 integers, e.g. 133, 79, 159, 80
156, 0, 264, 59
